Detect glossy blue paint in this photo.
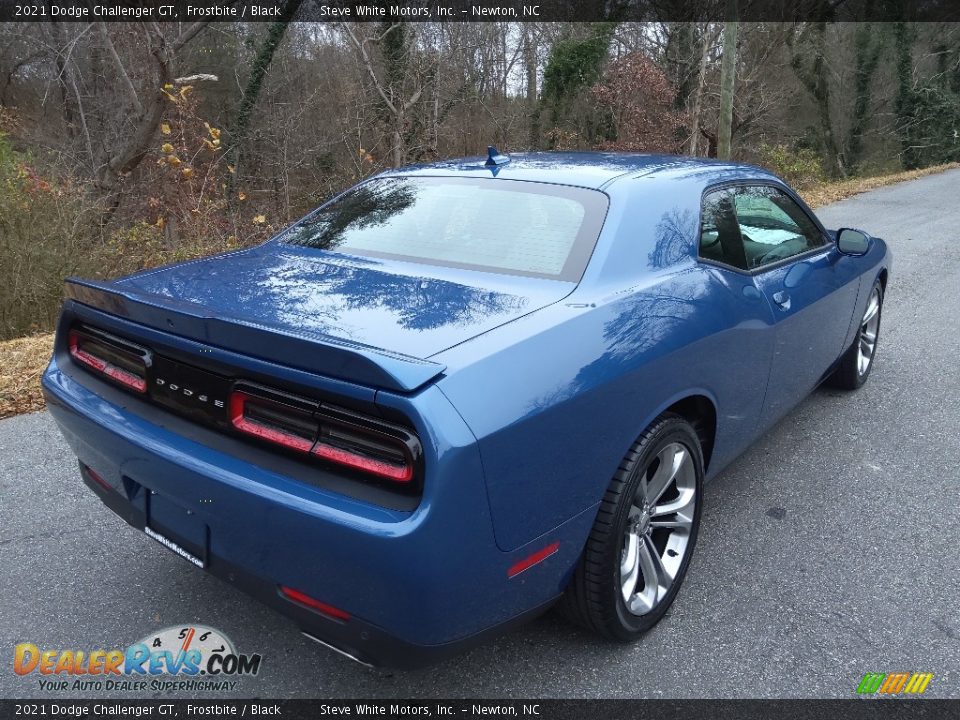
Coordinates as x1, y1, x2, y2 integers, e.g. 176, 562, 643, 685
114, 247, 573, 372
42, 152, 890, 665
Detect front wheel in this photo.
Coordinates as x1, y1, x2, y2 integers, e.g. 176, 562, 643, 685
830, 279, 883, 390
557, 413, 704, 640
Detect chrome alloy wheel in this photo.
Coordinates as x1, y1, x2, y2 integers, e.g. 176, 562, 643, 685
858, 287, 882, 376
619, 442, 697, 616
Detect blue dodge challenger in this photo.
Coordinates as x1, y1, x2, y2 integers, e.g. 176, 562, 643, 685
42, 151, 890, 668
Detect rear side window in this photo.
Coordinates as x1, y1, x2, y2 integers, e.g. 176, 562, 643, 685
699, 188, 748, 270
281, 176, 608, 281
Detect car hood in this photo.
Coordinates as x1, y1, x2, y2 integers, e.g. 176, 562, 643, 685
115, 245, 574, 360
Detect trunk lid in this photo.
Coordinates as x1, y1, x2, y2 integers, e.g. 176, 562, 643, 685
67, 246, 573, 392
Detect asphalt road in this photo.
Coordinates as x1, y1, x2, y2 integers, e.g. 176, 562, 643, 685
1, 170, 959, 699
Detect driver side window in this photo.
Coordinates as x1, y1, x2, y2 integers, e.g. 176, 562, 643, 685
730, 186, 825, 269
699, 185, 826, 272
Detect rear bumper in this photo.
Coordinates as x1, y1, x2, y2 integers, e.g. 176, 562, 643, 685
75, 462, 553, 668
41, 355, 582, 668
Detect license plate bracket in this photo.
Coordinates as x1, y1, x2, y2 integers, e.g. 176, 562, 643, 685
145, 491, 208, 569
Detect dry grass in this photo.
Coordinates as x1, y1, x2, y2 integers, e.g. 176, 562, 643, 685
1, 162, 957, 421
0, 332, 54, 419
801, 162, 960, 208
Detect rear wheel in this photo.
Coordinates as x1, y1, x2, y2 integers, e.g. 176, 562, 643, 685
558, 414, 703, 640
830, 280, 883, 390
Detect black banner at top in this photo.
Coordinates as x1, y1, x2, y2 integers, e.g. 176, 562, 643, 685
1, 0, 959, 23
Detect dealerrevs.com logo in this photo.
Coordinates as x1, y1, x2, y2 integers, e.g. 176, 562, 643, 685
14, 625, 262, 692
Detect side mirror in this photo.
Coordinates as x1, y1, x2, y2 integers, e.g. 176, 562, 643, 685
836, 228, 871, 256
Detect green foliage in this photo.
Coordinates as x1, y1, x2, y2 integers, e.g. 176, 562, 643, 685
541, 23, 617, 115
758, 143, 827, 189
896, 82, 960, 169
537, 23, 618, 149
893, 22, 960, 169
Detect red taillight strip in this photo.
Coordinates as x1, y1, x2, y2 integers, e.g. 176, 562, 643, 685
312, 442, 413, 483
507, 541, 560, 578
69, 332, 146, 393
229, 388, 415, 483
84, 465, 113, 492
229, 392, 314, 453
279, 585, 350, 621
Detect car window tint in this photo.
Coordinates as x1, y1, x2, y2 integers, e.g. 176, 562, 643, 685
730, 186, 825, 269
281, 177, 608, 281
699, 188, 749, 270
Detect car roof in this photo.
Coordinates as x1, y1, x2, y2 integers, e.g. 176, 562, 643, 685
382, 151, 777, 190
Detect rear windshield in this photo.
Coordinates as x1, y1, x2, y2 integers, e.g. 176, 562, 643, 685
280, 176, 608, 281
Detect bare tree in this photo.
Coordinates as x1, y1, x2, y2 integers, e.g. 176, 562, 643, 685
35, 22, 212, 209
341, 22, 426, 167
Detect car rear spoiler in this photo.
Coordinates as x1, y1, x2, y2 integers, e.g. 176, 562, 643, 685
63, 277, 446, 393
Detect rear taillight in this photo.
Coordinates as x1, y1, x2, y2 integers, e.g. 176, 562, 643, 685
312, 440, 412, 482
82, 464, 113, 492
278, 586, 350, 622
68, 327, 149, 393
229, 384, 420, 485
229, 390, 316, 453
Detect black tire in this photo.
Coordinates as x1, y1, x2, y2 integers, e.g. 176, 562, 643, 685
557, 413, 704, 640
829, 279, 884, 391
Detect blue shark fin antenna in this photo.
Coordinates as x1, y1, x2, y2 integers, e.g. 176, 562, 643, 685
485, 146, 510, 167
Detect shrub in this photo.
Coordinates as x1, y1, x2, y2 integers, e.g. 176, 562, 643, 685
758, 143, 826, 189
0, 83, 277, 342
896, 82, 960, 170
0, 133, 103, 340
590, 52, 688, 153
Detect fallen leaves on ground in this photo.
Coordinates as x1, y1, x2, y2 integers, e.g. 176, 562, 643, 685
0, 332, 54, 419
802, 162, 960, 208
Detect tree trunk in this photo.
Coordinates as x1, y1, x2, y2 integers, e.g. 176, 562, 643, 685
665, 22, 697, 111
893, 21, 917, 167
525, 24, 539, 146
688, 24, 712, 156
229, 0, 303, 185
89, 22, 210, 211
47, 23, 78, 145
812, 25, 843, 177
788, 17, 843, 177
393, 127, 404, 168
718, 16, 738, 160
846, 23, 884, 171
525, 26, 537, 104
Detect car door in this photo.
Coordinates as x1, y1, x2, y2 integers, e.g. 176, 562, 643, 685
697, 188, 778, 462
727, 184, 860, 426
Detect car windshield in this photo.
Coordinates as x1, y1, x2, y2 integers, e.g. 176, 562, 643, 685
280, 176, 609, 281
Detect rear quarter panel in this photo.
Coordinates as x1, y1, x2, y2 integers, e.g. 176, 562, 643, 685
435, 177, 778, 551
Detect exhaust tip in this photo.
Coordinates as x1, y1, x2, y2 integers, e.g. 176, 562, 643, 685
301, 632, 375, 668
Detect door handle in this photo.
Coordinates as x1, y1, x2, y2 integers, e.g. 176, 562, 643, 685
772, 291, 791, 310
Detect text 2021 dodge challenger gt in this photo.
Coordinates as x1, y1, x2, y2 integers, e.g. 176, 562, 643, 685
42, 151, 890, 668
